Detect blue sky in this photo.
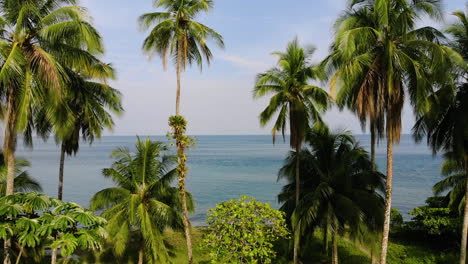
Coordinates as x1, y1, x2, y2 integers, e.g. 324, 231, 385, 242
80, 0, 466, 135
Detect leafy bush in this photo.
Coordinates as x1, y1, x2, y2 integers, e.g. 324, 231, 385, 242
202, 196, 289, 264
0, 192, 107, 263
407, 206, 459, 236
391, 208, 404, 230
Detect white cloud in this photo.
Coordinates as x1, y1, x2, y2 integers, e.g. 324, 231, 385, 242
219, 55, 270, 72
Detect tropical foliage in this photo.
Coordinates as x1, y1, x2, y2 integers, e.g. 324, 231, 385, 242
90, 137, 192, 264
412, 9, 468, 264
0, 0, 467, 263
278, 127, 385, 263
48, 63, 123, 201
324, 0, 462, 262
254, 37, 330, 263
202, 196, 289, 264
0, 192, 106, 264
0, 0, 107, 200
140, 1, 224, 261
0, 153, 41, 196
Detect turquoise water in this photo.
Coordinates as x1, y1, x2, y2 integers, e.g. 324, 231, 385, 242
15, 135, 442, 225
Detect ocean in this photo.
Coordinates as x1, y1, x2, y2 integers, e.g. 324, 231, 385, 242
14, 135, 443, 225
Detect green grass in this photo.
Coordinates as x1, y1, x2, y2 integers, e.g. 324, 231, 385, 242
164, 228, 211, 264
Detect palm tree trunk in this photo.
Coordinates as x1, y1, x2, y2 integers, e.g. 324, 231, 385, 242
380, 134, 394, 264
332, 233, 338, 264
138, 248, 144, 264
58, 144, 66, 200
459, 160, 468, 264
176, 44, 182, 116
3, 91, 17, 264
174, 43, 193, 264
15, 246, 23, 264
293, 144, 300, 264
181, 184, 193, 264
51, 248, 58, 264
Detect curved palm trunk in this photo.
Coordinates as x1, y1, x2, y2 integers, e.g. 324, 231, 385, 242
14, 246, 23, 264
293, 144, 300, 264
332, 232, 338, 264
459, 160, 468, 264
175, 47, 193, 264
380, 134, 393, 264
58, 144, 66, 200
3, 91, 17, 264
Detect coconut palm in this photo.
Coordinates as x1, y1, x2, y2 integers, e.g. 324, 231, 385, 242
278, 126, 385, 263
324, 5, 385, 169
433, 154, 468, 213
254, 37, 330, 263
0, 152, 41, 196
51, 65, 123, 201
139, 1, 223, 261
90, 137, 191, 264
412, 10, 468, 264
139, 0, 224, 115
0, 0, 104, 196
326, 1, 461, 262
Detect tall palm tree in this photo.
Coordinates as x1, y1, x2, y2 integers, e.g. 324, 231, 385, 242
254, 38, 330, 264
413, 10, 468, 264
51, 65, 123, 201
0, 1, 107, 261
0, 152, 41, 195
324, 5, 385, 169
327, 1, 461, 262
0, 0, 105, 194
139, 1, 223, 261
278, 126, 385, 264
139, 0, 224, 115
90, 137, 191, 264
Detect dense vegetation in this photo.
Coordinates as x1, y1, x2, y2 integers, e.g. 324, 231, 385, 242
0, 0, 466, 263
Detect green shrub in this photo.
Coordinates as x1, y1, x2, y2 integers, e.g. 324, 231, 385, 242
202, 196, 289, 264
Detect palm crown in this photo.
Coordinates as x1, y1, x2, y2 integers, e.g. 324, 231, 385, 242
90, 137, 192, 263
0, 153, 41, 195
254, 37, 330, 148
54, 67, 123, 156
139, 0, 224, 70
327, 0, 460, 143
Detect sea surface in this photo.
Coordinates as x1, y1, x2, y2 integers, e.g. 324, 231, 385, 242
14, 135, 443, 225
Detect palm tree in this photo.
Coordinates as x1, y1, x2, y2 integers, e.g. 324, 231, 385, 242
433, 154, 467, 213
139, 1, 223, 261
0, 152, 41, 195
254, 37, 330, 263
52, 66, 123, 201
326, 1, 461, 262
412, 10, 468, 264
324, 5, 385, 169
278, 126, 385, 264
0, 2, 106, 258
90, 137, 191, 264
0, 0, 105, 197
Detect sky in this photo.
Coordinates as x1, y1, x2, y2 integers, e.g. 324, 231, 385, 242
79, 0, 466, 136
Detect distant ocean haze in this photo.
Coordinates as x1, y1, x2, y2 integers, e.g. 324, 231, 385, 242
13, 135, 442, 225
